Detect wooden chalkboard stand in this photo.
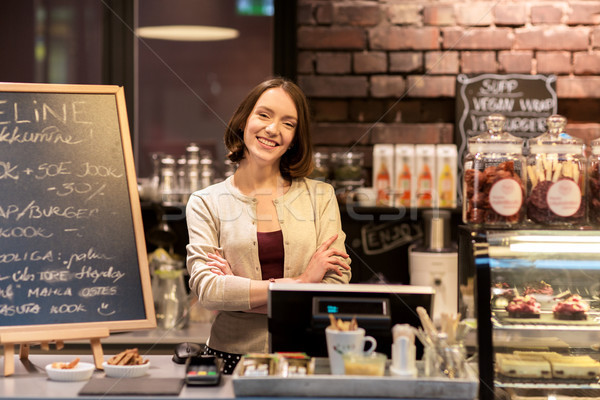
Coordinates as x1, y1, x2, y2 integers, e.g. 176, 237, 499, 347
0, 327, 109, 376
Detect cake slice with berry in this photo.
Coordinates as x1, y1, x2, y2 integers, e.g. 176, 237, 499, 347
506, 295, 541, 319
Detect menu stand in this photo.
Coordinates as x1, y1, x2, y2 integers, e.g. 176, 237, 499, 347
0, 327, 110, 376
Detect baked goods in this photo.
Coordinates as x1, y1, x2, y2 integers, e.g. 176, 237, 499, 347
500, 351, 600, 380
51, 357, 80, 369
495, 353, 551, 379
464, 161, 525, 225
522, 280, 553, 296
506, 295, 541, 318
107, 348, 148, 365
553, 294, 590, 320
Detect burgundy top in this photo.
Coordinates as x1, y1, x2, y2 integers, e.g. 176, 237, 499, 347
257, 230, 284, 281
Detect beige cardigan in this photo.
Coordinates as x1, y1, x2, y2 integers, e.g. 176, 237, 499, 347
186, 176, 351, 354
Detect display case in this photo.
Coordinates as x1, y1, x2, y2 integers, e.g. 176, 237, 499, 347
460, 228, 600, 400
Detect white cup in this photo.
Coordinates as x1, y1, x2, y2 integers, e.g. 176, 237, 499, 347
325, 327, 377, 374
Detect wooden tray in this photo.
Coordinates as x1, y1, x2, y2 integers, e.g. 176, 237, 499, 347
232, 358, 478, 399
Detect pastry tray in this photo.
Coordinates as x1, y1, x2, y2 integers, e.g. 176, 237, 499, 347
232, 358, 478, 399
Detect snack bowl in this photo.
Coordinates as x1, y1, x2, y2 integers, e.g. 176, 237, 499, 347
102, 361, 150, 378
342, 352, 387, 376
45, 362, 95, 382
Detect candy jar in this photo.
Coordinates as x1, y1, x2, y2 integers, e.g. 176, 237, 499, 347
526, 115, 586, 226
589, 138, 600, 225
462, 113, 526, 227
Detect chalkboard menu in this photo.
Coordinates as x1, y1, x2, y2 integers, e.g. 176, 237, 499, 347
455, 73, 558, 202
0, 83, 155, 333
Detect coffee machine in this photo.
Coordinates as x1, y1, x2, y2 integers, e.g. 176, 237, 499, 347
409, 209, 458, 326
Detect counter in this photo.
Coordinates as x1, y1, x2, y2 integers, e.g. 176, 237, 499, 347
0, 354, 476, 400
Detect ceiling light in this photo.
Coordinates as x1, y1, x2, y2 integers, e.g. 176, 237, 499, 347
136, 25, 239, 42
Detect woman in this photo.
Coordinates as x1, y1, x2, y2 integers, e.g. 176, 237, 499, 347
186, 77, 351, 373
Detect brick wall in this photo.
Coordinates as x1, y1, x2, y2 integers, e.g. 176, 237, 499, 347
296, 0, 600, 172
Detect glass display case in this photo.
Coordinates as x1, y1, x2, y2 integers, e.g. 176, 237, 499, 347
461, 229, 600, 400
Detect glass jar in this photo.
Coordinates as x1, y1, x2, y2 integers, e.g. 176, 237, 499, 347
331, 151, 364, 189
158, 154, 180, 205
309, 151, 330, 181
589, 138, 600, 226
153, 259, 189, 330
462, 113, 526, 227
526, 114, 586, 226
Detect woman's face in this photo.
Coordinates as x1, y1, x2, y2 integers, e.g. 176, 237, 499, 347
242, 87, 297, 167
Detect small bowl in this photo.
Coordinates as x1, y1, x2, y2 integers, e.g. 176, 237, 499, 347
102, 361, 150, 378
342, 352, 387, 376
45, 362, 95, 382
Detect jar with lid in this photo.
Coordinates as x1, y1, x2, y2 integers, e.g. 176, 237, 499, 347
309, 151, 330, 181
526, 114, 586, 226
331, 151, 364, 189
462, 113, 526, 227
158, 154, 180, 205
588, 138, 600, 225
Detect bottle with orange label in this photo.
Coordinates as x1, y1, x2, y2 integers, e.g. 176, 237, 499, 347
394, 145, 415, 208
415, 145, 435, 207
373, 144, 394, 206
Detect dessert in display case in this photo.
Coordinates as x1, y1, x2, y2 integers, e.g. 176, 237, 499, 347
463, 229, 600, 400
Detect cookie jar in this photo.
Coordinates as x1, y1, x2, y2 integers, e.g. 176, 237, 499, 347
526, 114, 586, 226
462, 113, 526, 227
588, 138, 600, 225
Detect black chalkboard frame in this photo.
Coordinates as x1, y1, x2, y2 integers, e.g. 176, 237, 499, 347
0, 83, 156, 335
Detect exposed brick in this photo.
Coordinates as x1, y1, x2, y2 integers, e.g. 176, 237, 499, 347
297, 51, 315, 74
299, 75, 369, 98
406, 76, 455, 97
370, 76, 406, 98
333, 2, 382, 27
353, 51, 387, 74
461, 51, 498, 73
536, 51, 572, 74
312, 123, 372, 145
315, 3, 333, 25
310, 100, 349, 122
423, 4, 456, 26
514, 26, 590, 51
455, 2, 495, 26
389, 52, 423, 73
349, 99, 387, 122
531, 4, 564, 24
387, 4, 423, 26
298, 3, 316, 25
383, 100, 421, 123
370, 123, 455, 144
557, 76, 600, 98
498, 51, 533, 73
494, 3, 527, 26
567, 2, 600, 25
298, 27, 366, 50
573, 51, 600, 75
442, 27, 513, 50
316, 52, 352, 74
369, 26, 440, 50
425, 51, 460, 74
594, 27, 600, 49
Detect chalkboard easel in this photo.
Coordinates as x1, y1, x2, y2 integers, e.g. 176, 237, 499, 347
0, 83, 156, 375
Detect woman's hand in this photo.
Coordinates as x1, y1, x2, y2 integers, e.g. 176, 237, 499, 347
207, 250, 233, 276
298, 234, 350, 283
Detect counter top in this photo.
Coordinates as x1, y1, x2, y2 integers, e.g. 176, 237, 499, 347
0, 354, 231, 399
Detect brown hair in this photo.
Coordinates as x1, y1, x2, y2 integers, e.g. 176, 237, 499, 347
224, 77, 314, 180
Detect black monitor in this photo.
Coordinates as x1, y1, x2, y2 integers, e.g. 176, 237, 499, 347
268, 283, 434, 358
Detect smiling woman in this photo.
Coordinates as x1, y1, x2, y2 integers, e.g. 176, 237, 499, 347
185, 77, 351, 374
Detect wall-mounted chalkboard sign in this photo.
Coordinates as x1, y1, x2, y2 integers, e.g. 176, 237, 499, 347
455, 73, 558, 202
0, 83, 155, 334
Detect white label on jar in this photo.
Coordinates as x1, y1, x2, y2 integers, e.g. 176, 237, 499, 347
489, 178, 523, 216
547, 179, 581, 217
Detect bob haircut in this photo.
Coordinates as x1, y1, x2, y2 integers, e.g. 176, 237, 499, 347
224, 77, 314, 180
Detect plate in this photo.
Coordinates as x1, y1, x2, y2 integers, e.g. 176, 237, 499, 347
102, 361, 150, 378
45, 362, 95, 382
